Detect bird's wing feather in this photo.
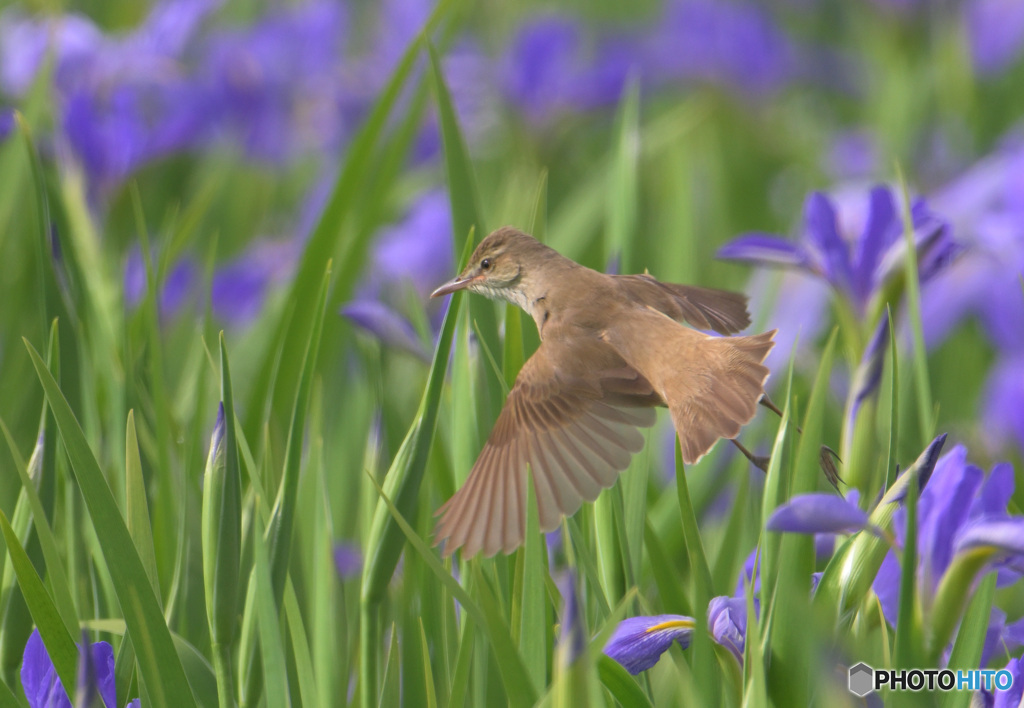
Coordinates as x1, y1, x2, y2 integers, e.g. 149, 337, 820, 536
434, 335, 657, 558
612, 274, 751, 334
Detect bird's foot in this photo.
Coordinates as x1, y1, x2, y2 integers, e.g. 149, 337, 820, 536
731, 438, 770, 473
819, 445, 844, 491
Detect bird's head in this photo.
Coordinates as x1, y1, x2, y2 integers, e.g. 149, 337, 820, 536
431, 227, 543, 301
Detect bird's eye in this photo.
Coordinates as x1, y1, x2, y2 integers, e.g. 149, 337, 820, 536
481, 258, 492, 270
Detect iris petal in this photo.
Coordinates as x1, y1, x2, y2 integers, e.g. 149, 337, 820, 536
603, 614, 695, 675
766, 493, 868, 534
717, 234, 813, 269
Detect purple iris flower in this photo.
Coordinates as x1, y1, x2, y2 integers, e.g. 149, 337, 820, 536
708, 596, 756, 662
365, 0, 433, 81
603, 614, 695, 674
872, 445, 1024, 636
20, 629, 139, 708
0, 0, 363, 197
719, 185, 956, 316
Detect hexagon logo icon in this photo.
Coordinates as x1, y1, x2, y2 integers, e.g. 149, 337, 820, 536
848, 662, 874, 697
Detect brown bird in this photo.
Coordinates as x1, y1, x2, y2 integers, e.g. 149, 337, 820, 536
430, 227, 775, 557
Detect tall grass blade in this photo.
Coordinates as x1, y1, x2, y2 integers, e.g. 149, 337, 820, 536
894, 164, 934, 447
244, 0, 454, 438
427, 42, 503, 419
367, 471, 538, 708
765, 330, 835, 706
23, 340, 197, 707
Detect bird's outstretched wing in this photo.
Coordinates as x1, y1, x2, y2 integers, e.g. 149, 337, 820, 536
434, 335, 657, 558
613, 274, 751, 334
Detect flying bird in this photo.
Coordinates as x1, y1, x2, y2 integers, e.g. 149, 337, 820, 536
430, 227, 775, 557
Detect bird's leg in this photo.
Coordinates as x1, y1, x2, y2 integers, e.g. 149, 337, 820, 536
758, 393, 783, 418
758, 393, 802, 434
731, 438, 770, 473
757, 394, 846, 488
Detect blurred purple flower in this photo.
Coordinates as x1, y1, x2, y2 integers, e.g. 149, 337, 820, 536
734, 548, 761, 596
982, 355, 1024, 452
708, 596, 755, 662
744, 268, 831, 378
873, 444, 1022, 627
558, 573, 586, 665
0, 11, 102, 95
0, 1, 366, 196
978, 656, 1024, 707
922, 202, 1024, 352
361, 189, 453, 302
719, 185, 957, 315
211, 238, 298, 326
367, 0, 433, 80
123, 247, 198, 319
23, 0, 223, 196
499, 16, 638, 123
0, 107, 13, 141
766, 492, 869, 535
342, 189, 452, 351
340, 300, 428, 359
333, 542, 363, 581
207, 239, 296, 325
957, 518, 1024, 557
603, 614, 694, 675
74, 630, 103, 708
826, 130, 880, 181
21, 629, 121, 708
966, 0, 1024, 75
203, 1, 349, 162
643, 0, 797, 96
924, 137, 1024, 452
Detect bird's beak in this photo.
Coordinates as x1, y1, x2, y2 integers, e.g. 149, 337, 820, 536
430, 273, 480, 298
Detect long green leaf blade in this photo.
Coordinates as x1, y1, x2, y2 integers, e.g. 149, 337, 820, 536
23, 339, 197, 708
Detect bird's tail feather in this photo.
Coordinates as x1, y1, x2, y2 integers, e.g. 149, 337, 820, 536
601, 307, 775, 464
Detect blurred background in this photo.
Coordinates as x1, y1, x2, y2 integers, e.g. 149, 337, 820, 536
1, 0, 1023, 703
2, 0, 1021, 466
